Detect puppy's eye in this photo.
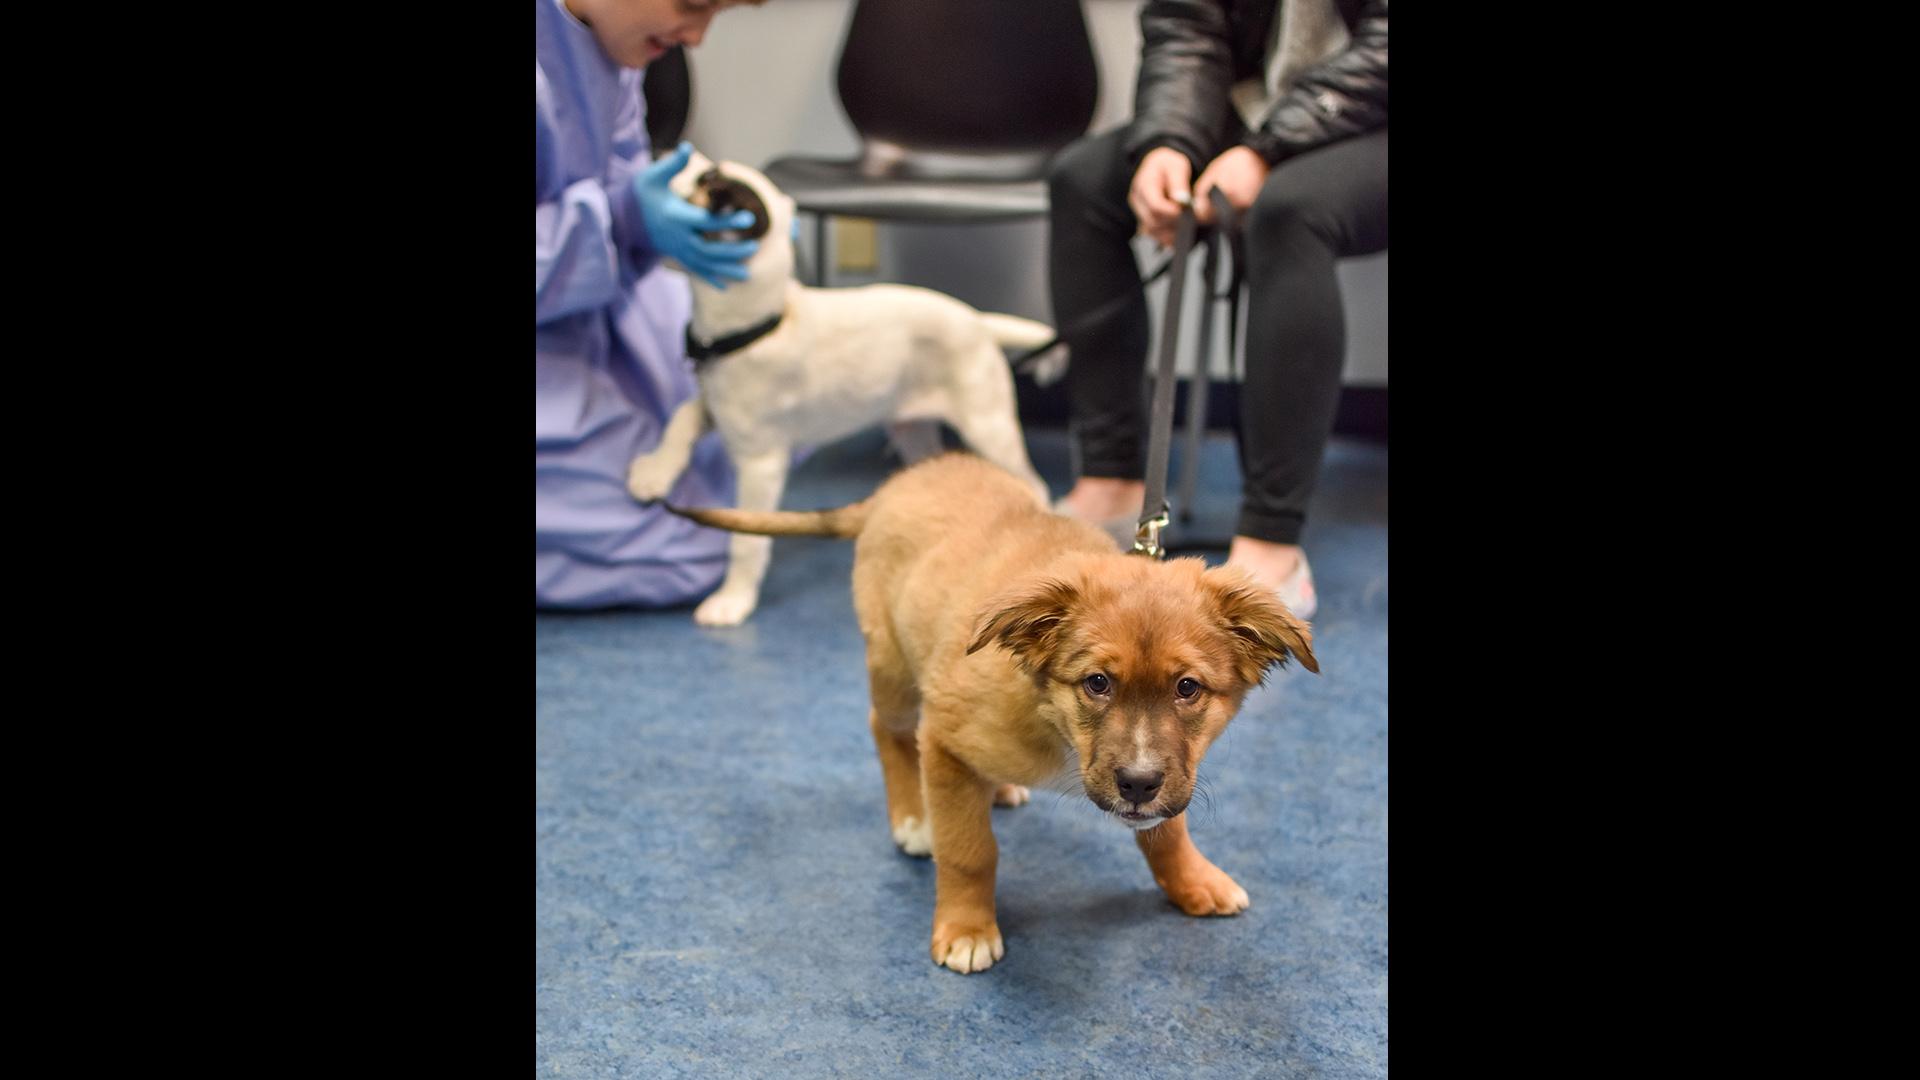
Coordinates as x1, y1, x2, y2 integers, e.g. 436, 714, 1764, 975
1082, 673, 1111, 696
1176, 677, 1202, 699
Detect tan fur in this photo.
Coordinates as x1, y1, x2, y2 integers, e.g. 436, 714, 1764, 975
667, 499, 871, 539
669, 453, 1317, 974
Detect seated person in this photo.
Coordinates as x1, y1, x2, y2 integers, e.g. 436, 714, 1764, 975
1050, 0, 1388, 620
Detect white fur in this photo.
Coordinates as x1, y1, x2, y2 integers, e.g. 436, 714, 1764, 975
1130, 724, 1152, 769
1115, 811, 1166, 832
892, 815, 933, 856
627, 155, 1054, 626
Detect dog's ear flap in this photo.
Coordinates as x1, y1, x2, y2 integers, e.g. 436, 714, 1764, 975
966, 577, 1079, 673
1203, 566, 1319, 682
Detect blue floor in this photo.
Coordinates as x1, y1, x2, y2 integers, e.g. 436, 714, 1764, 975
536, 427, 1388, 1078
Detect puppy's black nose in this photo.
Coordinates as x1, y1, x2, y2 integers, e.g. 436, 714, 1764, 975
1114, 768, 1164, 806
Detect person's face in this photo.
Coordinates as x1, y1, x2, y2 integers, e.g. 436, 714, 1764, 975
565, 0, 731, 67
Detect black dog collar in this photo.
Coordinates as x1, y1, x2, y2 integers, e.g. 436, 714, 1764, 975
685, 312, 783, 364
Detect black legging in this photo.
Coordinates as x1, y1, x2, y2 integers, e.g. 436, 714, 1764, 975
1047, 126, 1388, 545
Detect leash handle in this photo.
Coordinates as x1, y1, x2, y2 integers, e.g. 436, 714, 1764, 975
1206, 186, 1237, 232
1134, 203, 1198, 558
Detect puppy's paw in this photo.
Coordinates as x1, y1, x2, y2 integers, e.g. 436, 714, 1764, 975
626, 452, 684, 503
693, 589, 758, 627
891, 815, 933, 857
992, 784, 1030, 808
1156, 864, 1252, 917
930, 919, 1005, 974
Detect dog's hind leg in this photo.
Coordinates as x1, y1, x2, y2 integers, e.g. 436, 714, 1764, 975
627, 396, 709, 503
691, 449, 789, 626
867, 656, 930, 856
854, 566, 930, 853
943, 348, 1049, 505
949, 407, 1048, 506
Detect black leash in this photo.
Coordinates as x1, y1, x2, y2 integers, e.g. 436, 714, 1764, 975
1130, 201, 1197, 557
1134, 188, 1240, 558
1008, 255, 1176, 370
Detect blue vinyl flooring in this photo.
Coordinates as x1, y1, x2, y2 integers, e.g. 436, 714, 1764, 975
536, 427, 1388, 1078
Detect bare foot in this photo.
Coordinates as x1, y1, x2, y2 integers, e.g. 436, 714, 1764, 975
1059, 477, 1144, 521
1225, 536, 1304, 590
1225, 536, 1316, 619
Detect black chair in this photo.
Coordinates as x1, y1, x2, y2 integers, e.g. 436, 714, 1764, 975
762, 0, 1099, 284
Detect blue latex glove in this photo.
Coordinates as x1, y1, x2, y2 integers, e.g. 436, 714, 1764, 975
634, 142, 760, 288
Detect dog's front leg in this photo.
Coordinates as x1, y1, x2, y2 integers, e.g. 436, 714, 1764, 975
1134, 812, 1251, 916
627, 396, 709, 502
921, 735, 1003, 973
692, 450, 789, 627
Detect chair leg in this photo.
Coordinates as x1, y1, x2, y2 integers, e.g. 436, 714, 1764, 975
1176, 231, 1221, 524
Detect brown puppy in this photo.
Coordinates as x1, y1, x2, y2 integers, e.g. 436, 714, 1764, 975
669, 453, 1317, 974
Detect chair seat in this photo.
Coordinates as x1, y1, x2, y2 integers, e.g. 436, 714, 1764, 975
762, 155, 1050, 222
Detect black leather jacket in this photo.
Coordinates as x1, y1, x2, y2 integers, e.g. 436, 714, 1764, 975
1123, 0, 1388, 174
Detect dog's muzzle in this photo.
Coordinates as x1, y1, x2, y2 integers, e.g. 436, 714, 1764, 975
1092, 793, 1178, 832
1113, 807, 1167, 832
694, 169, 770, 242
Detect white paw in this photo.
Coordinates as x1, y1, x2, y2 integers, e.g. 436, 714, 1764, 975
891, 815, 933, 857
993, 784, 1030, 807
693, 589, 758, 627
932, 923, 1005, 974
626, 452, 684, 503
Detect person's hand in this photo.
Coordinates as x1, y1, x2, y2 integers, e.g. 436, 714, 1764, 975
1193, 146, 1270, 227
1128, 147, 1194, 249
634, 141, 760, 288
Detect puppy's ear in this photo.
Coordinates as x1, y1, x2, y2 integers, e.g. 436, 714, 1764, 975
1203, 566, 1319, 681
966, 577, 1079, 673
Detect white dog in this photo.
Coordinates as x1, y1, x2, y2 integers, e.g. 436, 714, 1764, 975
627, 156, 1057, 627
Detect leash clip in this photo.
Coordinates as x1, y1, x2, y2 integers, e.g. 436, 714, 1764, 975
1130, 504, 1171, 559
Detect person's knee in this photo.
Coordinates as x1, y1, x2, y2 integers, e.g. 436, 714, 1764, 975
1246, 179, 1336, 245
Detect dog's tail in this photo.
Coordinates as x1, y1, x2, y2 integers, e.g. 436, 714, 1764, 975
664, 498, 872, 539
981, 312, 1071, 388
980, 312, 1055, 352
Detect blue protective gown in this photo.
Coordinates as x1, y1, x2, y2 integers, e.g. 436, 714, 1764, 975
535, 0, 733, 608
